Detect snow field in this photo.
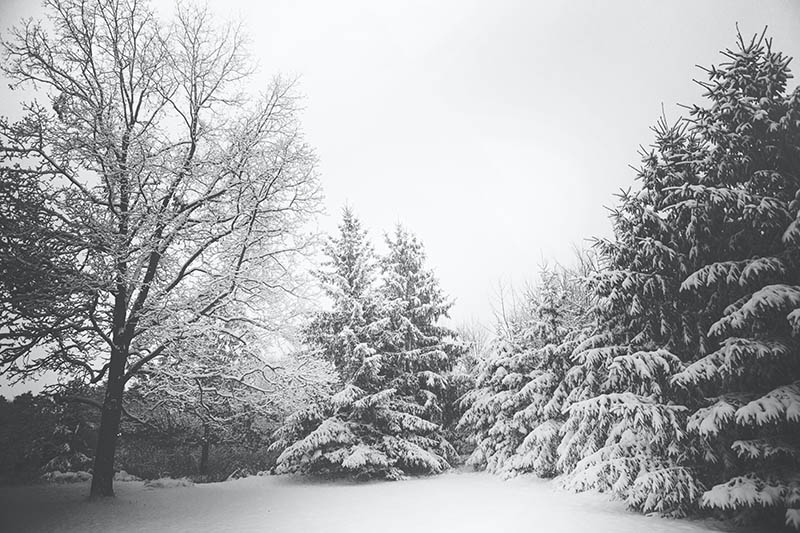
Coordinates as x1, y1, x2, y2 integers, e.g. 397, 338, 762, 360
0, 471, 768, 533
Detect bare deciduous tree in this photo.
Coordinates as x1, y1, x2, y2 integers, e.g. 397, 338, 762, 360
0, 0, 321, 496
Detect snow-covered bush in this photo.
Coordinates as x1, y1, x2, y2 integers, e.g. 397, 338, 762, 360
114, 470, 142, 482
144, 477, 194, 489
41, 470, 93, 483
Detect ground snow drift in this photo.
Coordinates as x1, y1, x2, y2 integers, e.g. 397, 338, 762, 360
0, 470, 769, 532
39, 471, 93, 484
143, 477, 194, 489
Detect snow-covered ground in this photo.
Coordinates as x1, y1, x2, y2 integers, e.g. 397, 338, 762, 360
0, 470, 771, 533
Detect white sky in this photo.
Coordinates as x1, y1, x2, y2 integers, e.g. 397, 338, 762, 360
1, 0, 800, 395
196, 0, 800, 325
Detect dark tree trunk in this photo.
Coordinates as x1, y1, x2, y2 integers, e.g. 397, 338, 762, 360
199, 424, 210, 476
89, 347, 127, 497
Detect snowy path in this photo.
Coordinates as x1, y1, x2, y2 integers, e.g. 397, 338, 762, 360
0, 471, 768, 533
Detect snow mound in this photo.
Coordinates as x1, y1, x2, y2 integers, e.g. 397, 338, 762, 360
114, 470, 142, 482
144, 477, 194, 489
41, 470, 93, 483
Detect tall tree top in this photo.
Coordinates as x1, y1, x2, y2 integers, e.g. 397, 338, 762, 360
318, 206, 376, 304
380, 225, 452, 351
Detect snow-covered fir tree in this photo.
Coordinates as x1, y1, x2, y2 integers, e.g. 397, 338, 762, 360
552, 31, 800, 525
509, 262, 596, 479
555, 125, 706, 516
458, 260, 594, 478
270, 223, 461, 479
665, 32, 800, 528
271, 30, 800, 525
444, 321, 491, 455
302, 207, 379, 381
377, 226, 467, 446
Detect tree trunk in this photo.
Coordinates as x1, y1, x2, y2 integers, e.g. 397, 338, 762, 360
89, 348, 127, 497
199, 424, 210, 477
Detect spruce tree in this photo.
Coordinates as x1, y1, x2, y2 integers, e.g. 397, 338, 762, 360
508, 264, 596, 478
271, 223, 460, 479
555, 31, 800, 524
666, 32, 800, 528
458, 292, 541, 475
453, 29, 800, 527
547, 107, 721, 517
303, 207, 379, 381
459, 261, 594, 477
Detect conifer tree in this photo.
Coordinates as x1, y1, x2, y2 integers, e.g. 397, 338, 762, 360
556, 139, 705, 515
453, 29, 800, 527
666, 32, 800, 528
508, 263, 596, 478
556, 31, 800, 524
271, 223, 460, 479
303, 207, 379, 381
373, 225, 459, 424
459, 260, 594, 477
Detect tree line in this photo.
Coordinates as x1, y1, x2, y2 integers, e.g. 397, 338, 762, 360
462, 31, 799, 529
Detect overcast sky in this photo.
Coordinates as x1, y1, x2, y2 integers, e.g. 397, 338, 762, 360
1, 1, 800, 395
196, 0, 800, 327
219, 0, 800, 327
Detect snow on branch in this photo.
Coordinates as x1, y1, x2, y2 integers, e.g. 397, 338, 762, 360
735, 382, 800, 427
687, 395, 748, 437
682, 256, 789, 293
709, 284, 800, 337
672, 338, 792, 388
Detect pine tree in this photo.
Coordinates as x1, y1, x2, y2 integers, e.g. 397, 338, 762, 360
554, 31, 800, 525
458, 306, 539, 475
666, 32, 800, 528
458, 260, 594, 478
508, 264, 596, 478
443, 320, 490, 455
271, 223, 461, 479
554, 117, 710, 517
303, 207, 379, 381
372, 225, 459, 427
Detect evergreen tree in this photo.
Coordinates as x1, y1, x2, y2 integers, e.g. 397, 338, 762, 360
443, 320, 490, 453
459, 260, 594, 478
371, 225, 459, 426
555, 138, 705, 516
666, 32, 800, 528
552, 31, 800, 525
303, 207, 379, 381
271, 223, 460, 479
508, 263, 596, 478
